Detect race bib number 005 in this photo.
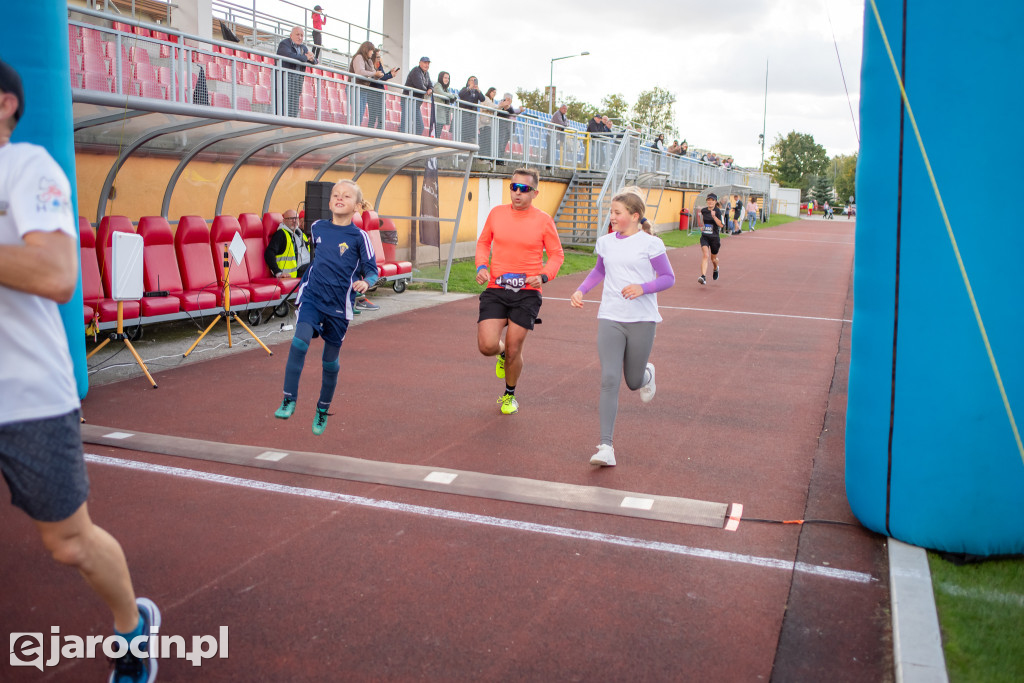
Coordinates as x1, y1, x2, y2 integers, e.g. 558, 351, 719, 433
496, 273, 526, 291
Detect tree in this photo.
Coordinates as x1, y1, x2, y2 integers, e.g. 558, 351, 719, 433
811, 174, 834, 206
832, 153, 857, 205
631, 86, 678, 137
515, 89, 597, 125
764, 131, 829, 197
515, 88, 548, 112
563, 96, 598, 125
600, 93, 630, 125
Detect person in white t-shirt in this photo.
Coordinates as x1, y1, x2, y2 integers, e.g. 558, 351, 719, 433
0, 60, 160, 683
569, 189, 676, 467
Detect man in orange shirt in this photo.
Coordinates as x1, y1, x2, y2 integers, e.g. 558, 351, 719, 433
476, 168, 564, 415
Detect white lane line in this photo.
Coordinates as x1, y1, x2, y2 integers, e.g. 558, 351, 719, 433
544, 298, 851, 323
85, 453, 874, 585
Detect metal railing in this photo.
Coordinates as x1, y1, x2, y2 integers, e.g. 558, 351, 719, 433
67, 6, 772, 194
211, 0, 383, 65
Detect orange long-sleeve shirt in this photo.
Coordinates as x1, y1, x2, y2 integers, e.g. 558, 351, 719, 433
475, 205, 564, 291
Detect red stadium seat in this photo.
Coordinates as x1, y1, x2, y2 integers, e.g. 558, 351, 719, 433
79, 217, 98, 326
174, 216, 247, 308
376, 217, 411, 272
80, 217, 137, 323
94, 216, 142, 319
135, 217, 188, 315
262, 212, 283, 245
253, 85, 272, 109
360, 212, 411, 286
240, 213, 298, 294
129, 46, 151, 65
211, 92, 232, 109
209, 216, 280, 303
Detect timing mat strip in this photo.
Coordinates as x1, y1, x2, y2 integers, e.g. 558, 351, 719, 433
81, 425, 739, 530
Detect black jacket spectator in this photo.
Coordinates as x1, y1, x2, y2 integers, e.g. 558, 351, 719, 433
405, 65, 432, 98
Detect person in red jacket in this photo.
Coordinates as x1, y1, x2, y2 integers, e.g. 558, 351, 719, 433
475, 168, 564, 415
311, 4, 326, 60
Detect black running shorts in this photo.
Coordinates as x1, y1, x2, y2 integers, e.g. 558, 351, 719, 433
478, 287, 542, 330
700, 233, 721, 255
0, 410, 89, 522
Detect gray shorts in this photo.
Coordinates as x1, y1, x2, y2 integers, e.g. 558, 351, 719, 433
0, 410, 89, 522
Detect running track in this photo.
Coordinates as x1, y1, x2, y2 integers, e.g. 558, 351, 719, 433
0, 218, 893, 682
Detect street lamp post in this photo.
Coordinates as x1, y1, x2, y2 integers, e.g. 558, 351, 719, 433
548, 51, 590, 114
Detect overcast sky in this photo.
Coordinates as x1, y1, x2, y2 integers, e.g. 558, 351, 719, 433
266, 0, 864, 168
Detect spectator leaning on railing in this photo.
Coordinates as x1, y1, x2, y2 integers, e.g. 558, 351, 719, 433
403, 56, 433, 136
434, 71, 455, 131
277, 26, 317, 117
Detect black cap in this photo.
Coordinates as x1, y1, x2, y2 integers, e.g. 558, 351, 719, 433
0, 59, 25, 123
706, 193, 718, 201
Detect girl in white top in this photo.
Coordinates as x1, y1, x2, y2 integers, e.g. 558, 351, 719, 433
570, 190, 676, 466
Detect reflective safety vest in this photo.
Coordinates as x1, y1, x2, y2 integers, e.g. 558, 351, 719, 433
275, 226, 310, 276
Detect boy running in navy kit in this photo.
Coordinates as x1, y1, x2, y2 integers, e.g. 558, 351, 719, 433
274, 180, 378, 434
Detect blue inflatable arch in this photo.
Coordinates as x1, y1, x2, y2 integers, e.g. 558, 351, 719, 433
847, 0, 1024, 555
4, 1, 89, 398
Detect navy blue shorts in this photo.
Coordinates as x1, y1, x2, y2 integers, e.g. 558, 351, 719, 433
478, 287, 542, 330
297, 302, 349, 347
0, 410, 89, 522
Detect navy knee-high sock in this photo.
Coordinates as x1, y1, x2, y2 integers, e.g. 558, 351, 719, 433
283, 322, 314, 399
317, 343, 341, 410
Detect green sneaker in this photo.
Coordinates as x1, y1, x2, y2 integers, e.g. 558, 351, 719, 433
274, 397, 295, 419
312, 408, 330, 435
495, 352, 505, 379
498, 393, 519, 415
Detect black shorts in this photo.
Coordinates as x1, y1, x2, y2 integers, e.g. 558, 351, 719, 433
478, 287, 542, 330
0, 410, 89, 522
700, 233, 721, 254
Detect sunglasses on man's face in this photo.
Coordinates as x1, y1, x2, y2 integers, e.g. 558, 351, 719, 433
509, 182, 535, 194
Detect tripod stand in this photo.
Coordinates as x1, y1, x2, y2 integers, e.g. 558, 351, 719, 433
183, 245, 273, 358
86, 300, 158, 388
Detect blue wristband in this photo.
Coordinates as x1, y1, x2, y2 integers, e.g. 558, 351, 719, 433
477, 265, 488, 272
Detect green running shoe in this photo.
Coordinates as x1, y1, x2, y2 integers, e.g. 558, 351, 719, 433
495, 352, 505, 379
498, 393, 519, 415
312, 408, 330, 435
275, 397, 295, 419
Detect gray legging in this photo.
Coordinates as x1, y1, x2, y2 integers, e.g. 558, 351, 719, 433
597, 319, 656, 446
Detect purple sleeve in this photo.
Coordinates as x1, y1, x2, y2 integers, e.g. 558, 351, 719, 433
576, 256, 606, 294
641, 253, 675, 294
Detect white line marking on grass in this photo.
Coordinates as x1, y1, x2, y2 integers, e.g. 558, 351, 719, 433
84, 453, 875, 584
935, 582, 1024, 608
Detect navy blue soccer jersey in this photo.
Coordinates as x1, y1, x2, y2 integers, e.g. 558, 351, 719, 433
296, 220, 379, 320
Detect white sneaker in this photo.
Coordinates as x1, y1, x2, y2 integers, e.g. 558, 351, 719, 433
639, 363, 657, 403
590, 444, 616, 467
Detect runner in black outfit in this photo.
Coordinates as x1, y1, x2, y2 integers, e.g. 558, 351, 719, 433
698, 193, 724, 285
